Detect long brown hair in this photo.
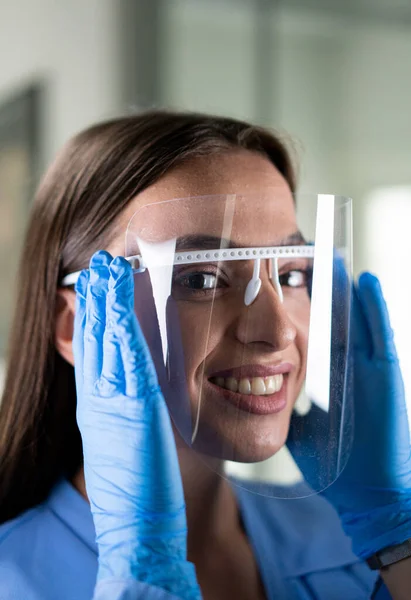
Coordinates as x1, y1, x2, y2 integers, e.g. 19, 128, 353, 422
0, 110, 296, 523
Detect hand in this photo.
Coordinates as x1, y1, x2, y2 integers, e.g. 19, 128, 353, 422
323, 272, 411, 559
73, 251, 202, 598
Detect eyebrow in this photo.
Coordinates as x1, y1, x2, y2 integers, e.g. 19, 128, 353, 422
175, 231, 307, 251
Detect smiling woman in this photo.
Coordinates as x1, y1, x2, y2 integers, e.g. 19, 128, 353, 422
0, 110, 407, 600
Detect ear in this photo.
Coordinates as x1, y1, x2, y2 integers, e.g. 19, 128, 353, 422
55, 288, 77, 366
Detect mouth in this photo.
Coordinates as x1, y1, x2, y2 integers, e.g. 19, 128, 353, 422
207, 363, 292, 416
210, 373, 284, 396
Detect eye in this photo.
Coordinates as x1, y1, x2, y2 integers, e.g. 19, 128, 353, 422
171, 265, 228, 301
179, 272, 218, 290
280, 269, 308, 288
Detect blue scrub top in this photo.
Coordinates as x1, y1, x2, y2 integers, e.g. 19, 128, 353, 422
0, 479, 391, 599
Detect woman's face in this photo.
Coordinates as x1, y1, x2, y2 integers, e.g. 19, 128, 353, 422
111, 150, 310, 463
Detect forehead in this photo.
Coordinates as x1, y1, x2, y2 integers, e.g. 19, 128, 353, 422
117, 150, 298, 252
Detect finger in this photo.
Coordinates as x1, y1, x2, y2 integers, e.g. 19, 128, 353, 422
99, 267, 125, 397
109, 256, 159, 399
73, 269, 89, 396
332, 253, 350, 294
356, 271, 398, 361
350, 280, 373, 358
331, 252, 351, 345
83, 251, 112, 393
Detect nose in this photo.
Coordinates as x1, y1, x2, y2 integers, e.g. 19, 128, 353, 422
234, 277, 297, 351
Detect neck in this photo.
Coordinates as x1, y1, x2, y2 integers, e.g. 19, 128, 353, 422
177, 445, 241, 560
72, 448, 241, 561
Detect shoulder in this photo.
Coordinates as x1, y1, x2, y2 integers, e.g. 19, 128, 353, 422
235, 479, 379, 596
234, 477, 351, 547
0, 506, 49, 599
0, 503, 48, 554
0, 482, 97, 600
237, 478, 354, 560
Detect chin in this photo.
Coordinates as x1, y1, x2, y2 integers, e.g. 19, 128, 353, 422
190, 411, 291, 464
170, 378, 296, 462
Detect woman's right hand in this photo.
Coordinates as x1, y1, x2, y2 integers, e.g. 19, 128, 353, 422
73, 251, 202, 600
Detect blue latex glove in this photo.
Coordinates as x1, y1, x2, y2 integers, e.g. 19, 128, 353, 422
323, 272, 411, 559
73, 251, 202, 599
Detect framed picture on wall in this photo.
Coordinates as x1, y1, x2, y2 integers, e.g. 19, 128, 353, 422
0, 85, 43, 381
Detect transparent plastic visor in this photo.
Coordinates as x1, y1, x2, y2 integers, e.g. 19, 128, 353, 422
64, 190, 353, 500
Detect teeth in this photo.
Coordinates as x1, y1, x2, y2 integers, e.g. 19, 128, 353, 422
251, 377, 266, 395
211, 374, 284, 396
265, 377, 277, 395
238, 379, 251, 395
226, 377, 238, 393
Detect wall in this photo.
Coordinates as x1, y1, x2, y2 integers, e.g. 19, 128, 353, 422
275, 7, 411, 274
0, 0, 123, 164
0, 0, 125, 389
160, 1, 411, 272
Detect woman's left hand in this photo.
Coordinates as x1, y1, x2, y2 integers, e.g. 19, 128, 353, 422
324, 272, 411, 560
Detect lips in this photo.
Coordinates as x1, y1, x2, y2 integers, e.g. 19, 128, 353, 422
207, 363, 293, 415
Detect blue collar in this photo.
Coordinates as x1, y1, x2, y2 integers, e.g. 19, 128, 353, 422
46, 478, 360, 579
46, 479, 98, 555
234, 479, 360, 578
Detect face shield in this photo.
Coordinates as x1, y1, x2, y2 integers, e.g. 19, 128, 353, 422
121, 189, 353, 499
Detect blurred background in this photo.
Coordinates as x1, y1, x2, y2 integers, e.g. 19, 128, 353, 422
0, 0, 410, 404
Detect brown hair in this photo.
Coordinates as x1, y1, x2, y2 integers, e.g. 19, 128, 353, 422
0, 110, 296, 523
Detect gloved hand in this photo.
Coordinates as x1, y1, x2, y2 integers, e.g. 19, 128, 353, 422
323, 272, 411, 559
73, 250, 202, 599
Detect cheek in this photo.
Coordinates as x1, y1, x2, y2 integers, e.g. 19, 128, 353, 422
176, 304, 224, 382
285, 295, 310, 367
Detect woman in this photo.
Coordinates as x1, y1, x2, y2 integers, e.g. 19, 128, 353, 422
0, 110, 410, 599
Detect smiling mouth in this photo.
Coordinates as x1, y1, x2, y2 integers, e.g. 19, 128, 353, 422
209, 374, 284, 396
207, 373, 288, 416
